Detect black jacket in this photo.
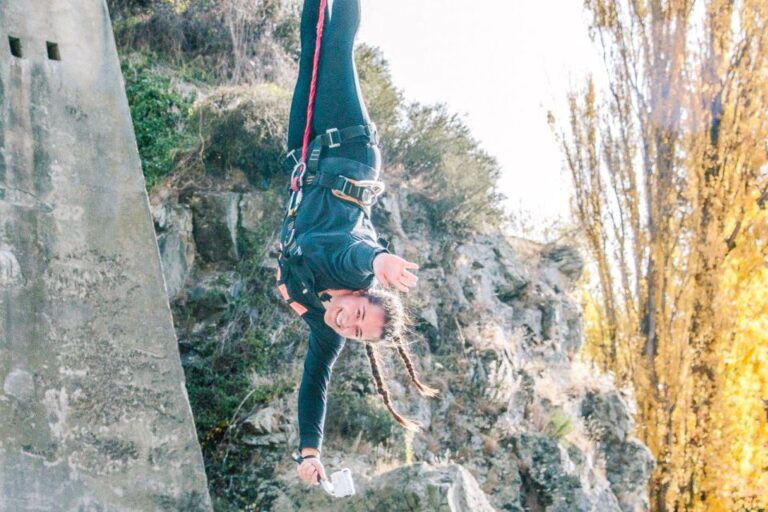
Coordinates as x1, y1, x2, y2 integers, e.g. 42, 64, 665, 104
280, 182, 388, 451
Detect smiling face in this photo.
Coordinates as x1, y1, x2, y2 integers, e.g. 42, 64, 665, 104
323, 292, 386, 341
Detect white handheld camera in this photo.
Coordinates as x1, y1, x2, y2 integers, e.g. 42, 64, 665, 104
292, 452, 356, 498
320, 467, 355, 498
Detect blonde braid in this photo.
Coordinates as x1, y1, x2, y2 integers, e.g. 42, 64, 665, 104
365, 343, 422, 432
394, 337, 439, 398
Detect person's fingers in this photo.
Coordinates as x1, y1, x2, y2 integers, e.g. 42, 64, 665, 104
309, 461, 325, 483
298, 462, 319, 485
316, 462, 328, 481
403, 261, 419, 270
402, 270, 419, 281
306, 460, 326, 480
401, 273, 418, 286
394, 281, 409, 293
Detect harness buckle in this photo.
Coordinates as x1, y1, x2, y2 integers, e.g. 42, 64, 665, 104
337, 177, 385, 206
365, 123, 379, 145
356, 179, 386, 206
325, 128, 341, 148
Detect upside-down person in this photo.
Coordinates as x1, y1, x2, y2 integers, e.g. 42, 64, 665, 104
275, 0, 439, 488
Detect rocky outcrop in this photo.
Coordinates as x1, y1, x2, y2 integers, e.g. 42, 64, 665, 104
152, 176, 654, 511
581, 391, 655, 511
274, 463, 496, 512
188, 190, 241, 262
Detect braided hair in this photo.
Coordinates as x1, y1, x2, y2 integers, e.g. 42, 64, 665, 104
362, 287, 439, 431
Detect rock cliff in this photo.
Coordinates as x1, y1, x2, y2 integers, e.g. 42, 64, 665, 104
150, 169, 654, 511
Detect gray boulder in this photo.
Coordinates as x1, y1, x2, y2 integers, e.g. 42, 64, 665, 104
243, 406, 280, 435
239, 192, 267, 234
278, 463, 497, 512
542, 244, 584, 282
581, 390, 655, 511
150, 195, 196, 298
514, 433, 604, 512
604, 439, 655, 512
184, 271, 239, 320
187, 191, 241, 262
580, 390, 635, 442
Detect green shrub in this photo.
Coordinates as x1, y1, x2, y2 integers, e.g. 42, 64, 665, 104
185, 338, 252, 438
393, 103, 505, 235
325, 388, 395, 445
112, 0, 300, 86
183, 250, 298, 510
121, 54, 196, 189
355, 44, 404, 153
184, 84, 291, 186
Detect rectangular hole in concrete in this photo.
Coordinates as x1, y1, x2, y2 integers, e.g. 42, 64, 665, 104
46, 41, 61, 60
9, 36, 22, 58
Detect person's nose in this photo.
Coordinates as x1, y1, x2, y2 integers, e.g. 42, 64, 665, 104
341, 312, 357, 328
341, 314, 359, 335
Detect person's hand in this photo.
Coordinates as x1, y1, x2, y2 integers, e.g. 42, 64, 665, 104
297, 454, 327, 486
373, 253, 419, 293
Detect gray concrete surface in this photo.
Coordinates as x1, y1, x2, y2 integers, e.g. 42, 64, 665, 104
0, 1, 213, 509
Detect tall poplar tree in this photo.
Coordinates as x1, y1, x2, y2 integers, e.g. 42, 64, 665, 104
552, 1, 768, 510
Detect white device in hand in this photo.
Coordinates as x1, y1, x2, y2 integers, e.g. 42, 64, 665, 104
292, 452, 356, 498
320, 467, 355, 498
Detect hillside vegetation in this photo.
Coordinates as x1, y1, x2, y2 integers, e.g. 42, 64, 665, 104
110, 2, 655, 511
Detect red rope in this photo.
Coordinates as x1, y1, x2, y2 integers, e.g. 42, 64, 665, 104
292, 0, 328, 193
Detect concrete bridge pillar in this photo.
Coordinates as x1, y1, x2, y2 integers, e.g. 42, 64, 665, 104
0, 1, 212, 509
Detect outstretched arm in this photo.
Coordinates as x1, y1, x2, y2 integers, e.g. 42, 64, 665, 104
334, 237, 388, 281
297, 320, 345, 453
332, 237, 419, 293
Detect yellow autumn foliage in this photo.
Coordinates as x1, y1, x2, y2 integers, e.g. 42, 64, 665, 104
553, 1, 768, 510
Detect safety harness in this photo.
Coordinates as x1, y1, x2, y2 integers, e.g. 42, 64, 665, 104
276, 0, 385, 317
282, 123, 384, 217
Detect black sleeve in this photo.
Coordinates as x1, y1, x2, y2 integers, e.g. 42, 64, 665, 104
298, 313, 346, 451
330, 235, 389, 283
299, 232, 389, 290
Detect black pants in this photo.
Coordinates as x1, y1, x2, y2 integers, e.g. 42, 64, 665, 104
288, 0, 380, 168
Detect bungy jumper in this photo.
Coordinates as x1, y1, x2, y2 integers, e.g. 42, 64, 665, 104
275, 0, 385, 498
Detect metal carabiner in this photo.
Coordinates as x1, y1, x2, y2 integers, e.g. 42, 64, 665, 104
287, 188, 303, 217
355, 180, 386, 206
290, 161, 306, 191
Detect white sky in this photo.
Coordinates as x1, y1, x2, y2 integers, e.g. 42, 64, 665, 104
358, 0, 605, 241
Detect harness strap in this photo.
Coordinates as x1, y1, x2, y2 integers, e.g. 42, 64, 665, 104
276, 249, 325, 316
317, 174, 384, 214
282, 123, 379, 176
317, 124, 379, 149
285, 157, 385, 219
